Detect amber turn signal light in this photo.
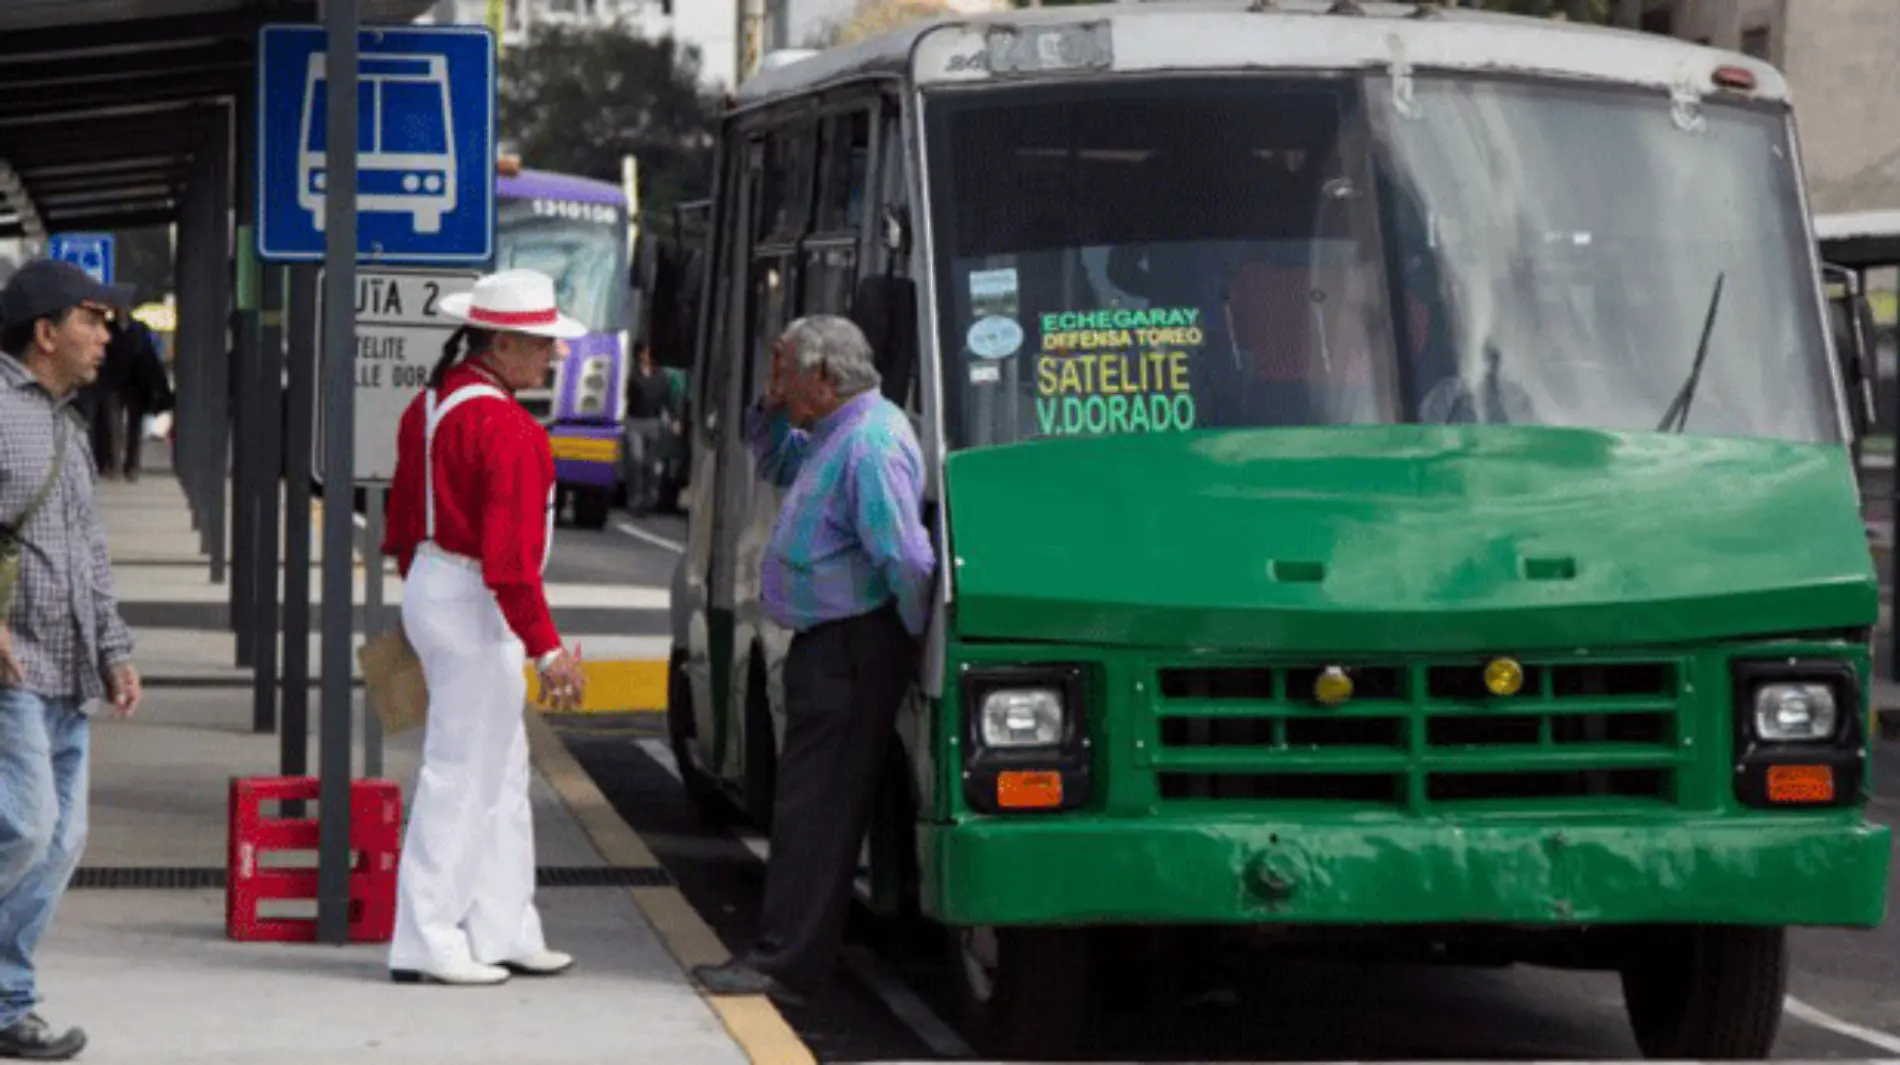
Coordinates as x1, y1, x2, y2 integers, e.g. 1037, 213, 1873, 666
997, 770, 1063, 809
1766, 764, 1834, 804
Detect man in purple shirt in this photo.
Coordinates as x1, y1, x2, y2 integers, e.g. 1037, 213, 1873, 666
694, 315, 935, 1005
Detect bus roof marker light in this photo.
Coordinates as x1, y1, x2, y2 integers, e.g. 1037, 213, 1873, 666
1712, 65, 1758, 92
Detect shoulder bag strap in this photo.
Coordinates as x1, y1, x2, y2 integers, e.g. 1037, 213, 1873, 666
6, 410, 68, 535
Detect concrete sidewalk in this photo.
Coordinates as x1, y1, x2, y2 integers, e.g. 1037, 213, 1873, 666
26, 460, 806, 1062
47, 690, 754, 1065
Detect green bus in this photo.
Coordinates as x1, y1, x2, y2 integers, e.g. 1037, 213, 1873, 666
660, 1, 1890, 1057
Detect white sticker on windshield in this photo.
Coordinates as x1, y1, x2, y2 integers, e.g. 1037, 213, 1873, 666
970, 362, 1001, 385
970, 268, 1018, 303
967, 315, 1024, 359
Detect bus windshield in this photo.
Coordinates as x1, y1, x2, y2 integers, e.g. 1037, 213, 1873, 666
925, 74, 1838, 450
495, 197, 626, 334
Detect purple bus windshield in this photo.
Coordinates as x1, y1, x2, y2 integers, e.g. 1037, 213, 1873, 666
493, 168, 628, 335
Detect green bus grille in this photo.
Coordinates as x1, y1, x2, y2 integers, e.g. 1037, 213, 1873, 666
1147, 659, 1686, 812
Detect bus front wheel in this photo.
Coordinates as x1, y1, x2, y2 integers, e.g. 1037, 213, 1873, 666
1619, 925, 1786, 1060
951, 926, 1087, 1059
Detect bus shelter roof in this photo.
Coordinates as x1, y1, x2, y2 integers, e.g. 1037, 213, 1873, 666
0, 0, 433, 240
1816, 210, 1900, 271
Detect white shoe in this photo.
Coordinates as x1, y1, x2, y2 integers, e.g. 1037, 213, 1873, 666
390, 960, 511, 985
499, 949, 575, 976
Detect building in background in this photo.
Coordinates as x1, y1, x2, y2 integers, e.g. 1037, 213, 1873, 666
1649, 0, 1900, 218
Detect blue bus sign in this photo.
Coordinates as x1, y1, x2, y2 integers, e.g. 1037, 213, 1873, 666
255, 24, 495, 264
48, 233, 113, 285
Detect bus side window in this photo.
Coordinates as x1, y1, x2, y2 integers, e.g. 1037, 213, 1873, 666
747, 121, 821, 405
870, 99, 921, 416
697, 136, 758, 440
800, 109, 871, 318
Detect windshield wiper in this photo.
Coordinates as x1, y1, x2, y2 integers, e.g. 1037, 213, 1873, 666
1656, 271, 1725, 433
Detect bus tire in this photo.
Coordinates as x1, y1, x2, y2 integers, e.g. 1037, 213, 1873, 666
666, 652, 728, 828
573, 486, 611, 530
951, 926, 1088, 1059
1619, 925, 1786, 1060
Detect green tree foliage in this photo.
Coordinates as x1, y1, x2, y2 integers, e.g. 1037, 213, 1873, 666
498, 23, 719, 211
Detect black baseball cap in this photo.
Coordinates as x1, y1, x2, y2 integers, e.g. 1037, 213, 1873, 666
0, 257, 135, 326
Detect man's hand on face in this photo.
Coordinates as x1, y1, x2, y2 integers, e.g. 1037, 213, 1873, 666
764, 344, 792, 412
0, 626, 22, 685
107, 661, 142, 717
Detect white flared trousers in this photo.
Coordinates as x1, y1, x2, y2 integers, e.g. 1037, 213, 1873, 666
388, 549, 546, 972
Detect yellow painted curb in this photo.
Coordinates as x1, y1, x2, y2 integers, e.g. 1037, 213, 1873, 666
523, 713, 816, 1065
523, 658, 666, 713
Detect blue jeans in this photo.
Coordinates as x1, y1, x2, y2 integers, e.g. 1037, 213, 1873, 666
0, 689, 88, 1028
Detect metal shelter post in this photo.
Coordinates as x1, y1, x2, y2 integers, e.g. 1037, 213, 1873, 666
316, 0, 361, 946
252, 265, 286, 734
208, 106, 233, 587
171, 180, 203, 532
363, 488, 386, 780
283, 263, 318, 806
184, 104, 233, 586
232, 78, 261, 668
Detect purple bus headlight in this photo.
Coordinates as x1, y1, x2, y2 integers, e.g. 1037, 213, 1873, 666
572, 354, 613, 418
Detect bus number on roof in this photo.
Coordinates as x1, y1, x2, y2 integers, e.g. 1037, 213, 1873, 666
943, 22, 1113, 77
530, 199, 619, 226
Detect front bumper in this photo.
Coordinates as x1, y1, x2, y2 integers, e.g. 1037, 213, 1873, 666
920, 815, 1890, 928
551, 427, 621, 489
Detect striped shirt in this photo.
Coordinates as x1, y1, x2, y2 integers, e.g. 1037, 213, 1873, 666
0, 352, 133, 700
748, 390, 935, 636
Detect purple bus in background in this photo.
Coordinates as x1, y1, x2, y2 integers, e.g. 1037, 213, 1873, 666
494, 160, 630, 528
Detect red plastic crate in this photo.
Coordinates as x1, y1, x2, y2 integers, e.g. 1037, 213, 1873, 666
226, 776, 403, 943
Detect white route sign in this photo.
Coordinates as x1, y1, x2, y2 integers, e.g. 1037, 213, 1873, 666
315, 267, 478, 485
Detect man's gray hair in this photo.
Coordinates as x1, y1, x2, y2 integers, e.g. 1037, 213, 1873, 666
782, 315, 881, 395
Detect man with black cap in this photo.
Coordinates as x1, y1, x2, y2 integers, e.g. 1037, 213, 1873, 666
0, 257, 141, 1061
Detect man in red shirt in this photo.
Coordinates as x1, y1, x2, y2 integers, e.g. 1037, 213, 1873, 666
380, 269, 590, 986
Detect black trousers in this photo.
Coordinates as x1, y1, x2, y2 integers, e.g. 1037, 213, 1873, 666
749, 600, 915, 992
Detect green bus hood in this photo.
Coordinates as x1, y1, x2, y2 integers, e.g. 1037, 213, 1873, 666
941, 426, 1877, 654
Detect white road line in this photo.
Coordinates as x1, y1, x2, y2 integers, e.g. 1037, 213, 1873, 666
640, 738, 681, 780
636, 739, 971, 1057
1785, 995, 1900, 1055
842, 945, 976, 1060
617, 521, 685, 554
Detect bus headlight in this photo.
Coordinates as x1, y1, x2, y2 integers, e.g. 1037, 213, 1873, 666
576, 356, 610, 416
1752, 682, 1838, 741
1731, 658, 1863, 809
961, 663, 1092, 813
980, 689, 1064, 747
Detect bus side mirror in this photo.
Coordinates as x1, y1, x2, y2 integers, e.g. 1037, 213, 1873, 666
1824, 266, 1878, 440
1852, 294, 1880, 436
852, 274, 919, 406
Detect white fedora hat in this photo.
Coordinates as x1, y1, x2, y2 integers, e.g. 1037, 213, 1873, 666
438, 268, 589, 340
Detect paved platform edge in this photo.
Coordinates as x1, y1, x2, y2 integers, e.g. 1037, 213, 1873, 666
522, 710, 814, 1065
141, 660, 666, 713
